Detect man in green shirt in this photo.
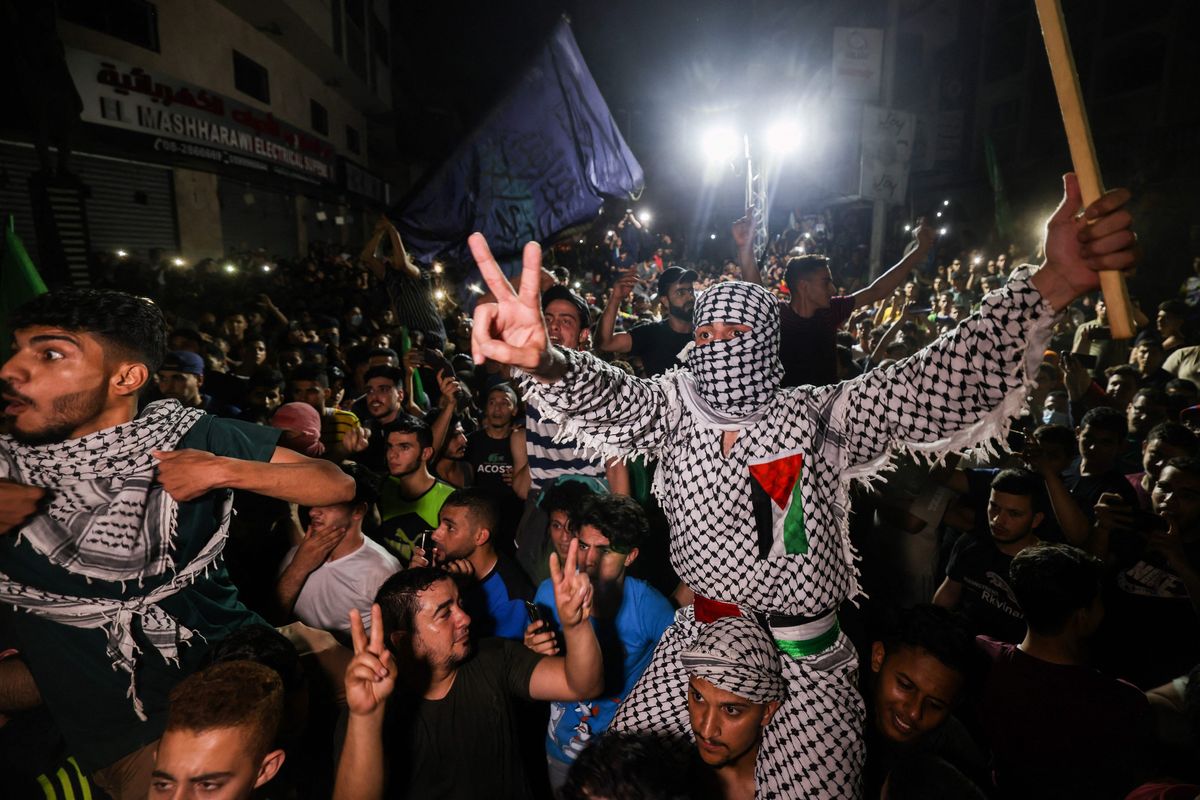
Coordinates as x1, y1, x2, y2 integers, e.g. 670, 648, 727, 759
0, 289, 352, 800
377, 415, 455, 563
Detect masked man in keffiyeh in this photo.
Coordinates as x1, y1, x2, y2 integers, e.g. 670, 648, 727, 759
0, 289, 353, 800
467, 174, 1138, 798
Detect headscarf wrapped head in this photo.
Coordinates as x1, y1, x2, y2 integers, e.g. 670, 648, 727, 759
688, 281, 783, 417
270, 402, 325, 457
681, 615, 787, 705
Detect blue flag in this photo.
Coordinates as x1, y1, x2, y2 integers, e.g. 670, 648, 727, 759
394, 19, 643, 269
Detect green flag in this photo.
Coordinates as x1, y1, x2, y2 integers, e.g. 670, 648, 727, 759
0, 215, 48, 363
984, 135, 1014, 245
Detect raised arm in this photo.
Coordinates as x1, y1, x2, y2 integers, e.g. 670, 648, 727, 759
469, 234, 679, 460
527, 540, 604, 701
153, 446, 354, 506
333, 606, 394, 800
596, 270, 635, 354
850, 222, 934, 310
831, 175, 1135, 476
359, 217, 391, 281
733, 208, 761, 285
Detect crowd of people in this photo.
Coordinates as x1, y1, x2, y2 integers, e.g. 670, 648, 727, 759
1, 173, 1198, 800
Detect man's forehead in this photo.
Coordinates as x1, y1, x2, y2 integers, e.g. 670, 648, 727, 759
366, 377, 397, 390
577, 524, 609, 545
1160, 467, 1200, 488
544, 300, 581, 322
418, 578, 457, 610
687, 675, 754, 706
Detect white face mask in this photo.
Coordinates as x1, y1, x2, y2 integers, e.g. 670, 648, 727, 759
688, 281, 783, 417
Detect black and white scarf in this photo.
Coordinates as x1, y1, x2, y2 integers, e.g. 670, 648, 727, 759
679, 280, 782, 430
0, 400, 205, 583
681, 615, 787, 704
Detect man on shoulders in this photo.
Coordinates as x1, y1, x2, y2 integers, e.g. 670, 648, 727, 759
0, 289, 352, 799
736, 210, 934, 387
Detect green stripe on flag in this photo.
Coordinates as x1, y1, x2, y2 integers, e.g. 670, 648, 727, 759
783, 477, 807, 554
775, 621, 840, 658
0, 214, 48, 362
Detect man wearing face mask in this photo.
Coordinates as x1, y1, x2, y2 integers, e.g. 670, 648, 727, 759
467, 174, 1139, 797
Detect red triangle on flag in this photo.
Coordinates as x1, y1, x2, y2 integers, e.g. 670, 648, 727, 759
748, 453, 804, 510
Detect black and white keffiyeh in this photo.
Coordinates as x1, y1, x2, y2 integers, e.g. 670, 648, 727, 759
681, 281, 782, 427
0, 399, 204, 582
681, 615, 787, 704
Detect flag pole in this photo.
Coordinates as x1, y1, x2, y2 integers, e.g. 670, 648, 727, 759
1034, 0, 1134, 339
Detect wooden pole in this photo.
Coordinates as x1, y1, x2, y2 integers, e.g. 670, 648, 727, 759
1033, 0, 1134, 338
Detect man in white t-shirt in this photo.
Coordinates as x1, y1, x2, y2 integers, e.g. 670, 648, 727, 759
276, 464, 401, 635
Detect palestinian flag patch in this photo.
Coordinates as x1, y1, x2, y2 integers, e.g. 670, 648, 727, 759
748, 450, 808, 559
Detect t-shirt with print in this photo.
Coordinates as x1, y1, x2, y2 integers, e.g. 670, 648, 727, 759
778, 295, 856, 388
945, 532, 1026, 643
0, 414, 280, 772
627, 319, 693, 377
1097, 535, 1200, 689
376, 477, 455, 563
380, 638, 542, 799
533, 577, 675, 765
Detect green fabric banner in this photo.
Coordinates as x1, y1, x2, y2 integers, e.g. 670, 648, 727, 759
0, 215, 48, 363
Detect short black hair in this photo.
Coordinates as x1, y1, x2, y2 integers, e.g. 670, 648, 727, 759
783, 254, 829, 294
1080, 406, 1127, 438
12, 289, 166, 370
573, 494, 649, 553
367, 347, 399, 364
1146, 421, 1198, 452
1008, 543, 1104, 636
540, 479, 602, 525
1132, 386, 1169, 407
879, 604, 975, 678
442, 487, 498, 534
1162, 455, 1200, 480
289, 363, 329, 388
363, 365, 405, 386
990, 467, 1043, 500
1032, 423, 1077, 454
247, 367, 285, 392
382, 414, 433, 450
376, 567, 453, 636
338, 461, 380, 508
1104, 364, 1138, 382
1158, 299, 1189, 318
203, 624, 304, 694
561, 733, 701, 800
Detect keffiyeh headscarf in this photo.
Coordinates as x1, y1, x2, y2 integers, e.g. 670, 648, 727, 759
681, 281, 782, 429
681, 615, 787, 705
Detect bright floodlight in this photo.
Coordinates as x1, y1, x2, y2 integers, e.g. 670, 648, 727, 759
639, 210, 652, 223
939, 227, 949, 236
903, 224, 912, 232
709, 233, 717, 240
116, 249, 128, 258
224, 263, 237, 274
261, 264, 271, 273
973, 255, 983, 265
573, 281, 582, 290
765, 120, 802, 155
700, 126, 740, 163
936, 211, 943, 218
434, 289, 446, 301
942, 199, 950, 206
171, 257, 185, 267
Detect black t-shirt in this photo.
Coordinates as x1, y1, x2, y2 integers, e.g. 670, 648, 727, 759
464, 429, 515, 496
1097, 535, 1200, 689
627, 320, 692, 377
382, 638, 542, 799
1064, 466, 1139, 521
945, 532, 1026, 643
778, 296, 855, 388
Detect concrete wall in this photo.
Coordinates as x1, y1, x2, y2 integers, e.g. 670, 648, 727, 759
173, 168, 223, 258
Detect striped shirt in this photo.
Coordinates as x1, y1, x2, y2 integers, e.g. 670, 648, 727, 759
525, 399, 605, 493
383, 269, 447, 347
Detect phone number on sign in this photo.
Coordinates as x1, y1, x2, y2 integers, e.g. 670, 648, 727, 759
153, 138, 224, 163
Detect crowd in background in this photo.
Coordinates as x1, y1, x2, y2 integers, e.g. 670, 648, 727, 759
4, 201, 1200, 800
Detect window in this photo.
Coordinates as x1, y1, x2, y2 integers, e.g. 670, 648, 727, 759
233, 50, 270, 103
310, 100, 329, 135
57, 0, 160, 52
346, 125, 361, 155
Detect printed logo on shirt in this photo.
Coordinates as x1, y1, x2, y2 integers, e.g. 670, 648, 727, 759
747, 450, 808, 558
962, 571, 1023, 620
1117, 560, 1187, 599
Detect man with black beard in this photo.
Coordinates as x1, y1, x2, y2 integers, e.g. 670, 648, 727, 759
0, 289, 352, 799
597, 266, 696, 377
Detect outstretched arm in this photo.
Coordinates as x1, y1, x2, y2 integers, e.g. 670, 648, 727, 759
733, 208, 761, 285
850, 222, 934, 310
830, 174, 1135, 475
154, 446, 354, 506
